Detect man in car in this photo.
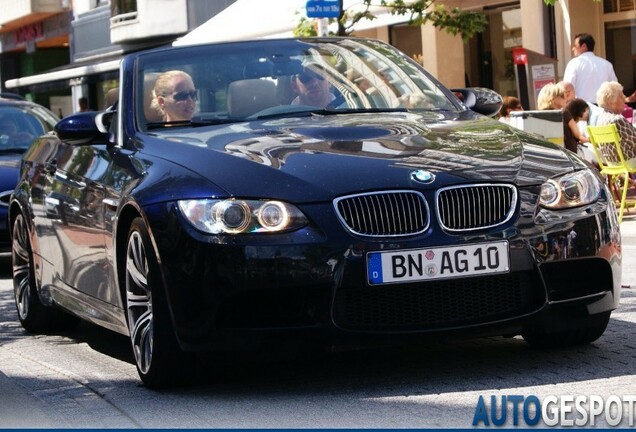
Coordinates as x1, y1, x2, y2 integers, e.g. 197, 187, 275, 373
290, 67, 336, 108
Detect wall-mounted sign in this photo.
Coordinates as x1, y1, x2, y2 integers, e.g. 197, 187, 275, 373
306, 0, 341, 18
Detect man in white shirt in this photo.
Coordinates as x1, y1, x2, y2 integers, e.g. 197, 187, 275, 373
563, 33, 618, 104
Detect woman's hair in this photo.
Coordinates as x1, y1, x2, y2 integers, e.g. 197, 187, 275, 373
150, 70, 193, 112
565, 98, 589, 121
499, 96, 522, 117
596, 81, 624, 109
537, 83, 565, 110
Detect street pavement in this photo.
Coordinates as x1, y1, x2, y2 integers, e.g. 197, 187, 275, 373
1, 216, 636, 428
620, 214, 636, 289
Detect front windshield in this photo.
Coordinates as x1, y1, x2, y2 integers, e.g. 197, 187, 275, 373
136, 38, 458, 130
0, 105, 57, 150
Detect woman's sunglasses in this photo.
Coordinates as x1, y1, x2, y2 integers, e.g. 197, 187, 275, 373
170, 90, 197, 102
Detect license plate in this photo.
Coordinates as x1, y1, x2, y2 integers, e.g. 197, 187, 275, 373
367, 241, 509, 285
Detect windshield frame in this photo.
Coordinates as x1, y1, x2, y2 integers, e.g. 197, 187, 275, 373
134, 37, 463, 132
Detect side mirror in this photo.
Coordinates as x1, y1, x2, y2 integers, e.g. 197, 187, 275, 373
451, 87, 503, 117
54, 111, 110, 145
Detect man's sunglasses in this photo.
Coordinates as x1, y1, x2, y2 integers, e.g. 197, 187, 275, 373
170, 90, 197, 102
297, 71, 325, 84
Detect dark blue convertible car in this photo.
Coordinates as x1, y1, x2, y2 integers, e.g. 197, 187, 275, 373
10, 37, 621, 388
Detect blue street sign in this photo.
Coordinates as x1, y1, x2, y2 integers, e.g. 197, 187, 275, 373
306, 0, 341, 18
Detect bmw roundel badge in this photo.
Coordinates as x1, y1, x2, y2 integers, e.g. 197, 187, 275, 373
411, 170, 435, 184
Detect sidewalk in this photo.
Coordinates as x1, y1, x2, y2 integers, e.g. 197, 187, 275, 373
621, 214, 636, 237
620, 216, 636, 289
0, 370, 57, 428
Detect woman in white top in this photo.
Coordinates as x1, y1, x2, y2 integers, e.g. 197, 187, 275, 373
595, 81, 636, 167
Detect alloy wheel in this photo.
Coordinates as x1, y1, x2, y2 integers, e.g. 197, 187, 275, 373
126, 230, 154, 375
12, 213, 32, 320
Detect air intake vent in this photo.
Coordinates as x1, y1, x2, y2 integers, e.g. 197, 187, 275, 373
334, 191, 429, 237
436, 184, 516, 231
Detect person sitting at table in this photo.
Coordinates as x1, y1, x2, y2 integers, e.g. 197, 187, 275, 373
563, 98, 590, 153
537, 83, 590, 154
595, 81, 636, 167
537, 83, 566, 111
497, 96, 523, 125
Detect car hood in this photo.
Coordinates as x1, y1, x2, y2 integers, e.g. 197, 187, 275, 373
142, 111, 577, 202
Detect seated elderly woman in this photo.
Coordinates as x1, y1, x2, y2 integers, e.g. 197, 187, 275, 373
595, 81, 636, 167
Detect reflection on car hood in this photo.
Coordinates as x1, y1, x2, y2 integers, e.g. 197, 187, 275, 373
145, 111, 575, 201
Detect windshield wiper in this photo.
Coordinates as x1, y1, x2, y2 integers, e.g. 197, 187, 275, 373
147, 116, 244, 128
190, 115, 244, 126
252, 106, 408, 120
146, 120, 193, 130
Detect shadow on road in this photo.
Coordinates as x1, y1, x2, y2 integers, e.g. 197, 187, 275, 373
1, 257, 635, 399
0, 254, 11, 279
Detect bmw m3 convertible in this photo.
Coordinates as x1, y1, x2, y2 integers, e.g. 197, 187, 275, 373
10, 37, 621, 388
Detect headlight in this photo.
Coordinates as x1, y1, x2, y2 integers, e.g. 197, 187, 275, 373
539, 170, 601, 209
177, 199, 308, 234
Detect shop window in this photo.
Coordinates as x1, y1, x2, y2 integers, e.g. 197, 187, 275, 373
605, 19, 636, 94
604, 0, 636, 12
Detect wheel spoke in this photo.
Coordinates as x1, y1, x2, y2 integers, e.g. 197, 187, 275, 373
12, 235, 28, 262
12, 215, 32, 320
15, 271, 30, 318
130, 309, 153, 374
127, 233, 148, 289
126, 256, 147, 289
126, 229, 154, 374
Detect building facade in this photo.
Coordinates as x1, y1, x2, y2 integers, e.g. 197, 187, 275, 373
2, 0, 636, 113
354, 0, 636, 109
0, 0, 236, 115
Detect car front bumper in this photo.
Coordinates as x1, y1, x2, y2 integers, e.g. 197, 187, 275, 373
145, 199, 621, 352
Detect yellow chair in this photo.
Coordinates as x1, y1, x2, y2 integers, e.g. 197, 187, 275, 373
587, 123, 636, 222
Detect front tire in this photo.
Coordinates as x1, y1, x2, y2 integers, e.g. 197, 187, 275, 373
125, 217, 191, 388
12, 212, 78, 333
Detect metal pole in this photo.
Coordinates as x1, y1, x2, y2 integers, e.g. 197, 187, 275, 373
317, 18, 329, 36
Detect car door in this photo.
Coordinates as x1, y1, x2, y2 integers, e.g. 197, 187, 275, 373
42, 140, 115, 303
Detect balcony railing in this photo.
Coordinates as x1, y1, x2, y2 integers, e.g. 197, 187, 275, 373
110, 0, 188, 43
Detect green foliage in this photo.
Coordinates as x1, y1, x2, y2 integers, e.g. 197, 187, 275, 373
294, 16, 318, 37
295, 0, 599, 41
297, 0, 486, 41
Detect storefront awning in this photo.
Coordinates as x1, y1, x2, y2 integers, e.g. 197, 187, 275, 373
4, 59, 121, 89
172, 0, 408, 46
